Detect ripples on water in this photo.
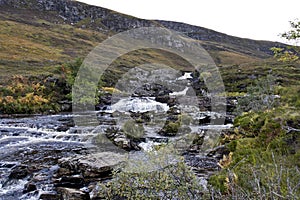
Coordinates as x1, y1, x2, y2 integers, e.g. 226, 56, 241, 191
0, 95, 232, 199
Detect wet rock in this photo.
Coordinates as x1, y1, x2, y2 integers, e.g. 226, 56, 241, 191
186, 133, 205, 152
167, 106, 181, 116
105, 126, 144, 151
57, 187, 90, 200
184, 154, 220, 171
39, 192, 60, 200
58, 100, 72, 112
167, 97, 177, 107
155, 94, 179, 107
130, 140, 142, 151
130, 112, 151, 123
113, 136, 132, 151
105, 127, 132, 150
147, 137, 169, 143
227, 97, 238, 113
206, 145, 230, 160
133, 83, 172, 98
96, 93, 112, 110
56, 125, 70, 132
23, 182, 37, 193
155, 95, 170, 104
55, 175, 85, 188
0, 162, 17, 168
8, 165, 30, 179
224, 116, 234, 124
198, 97, 211, 110
199, 116, 211, 125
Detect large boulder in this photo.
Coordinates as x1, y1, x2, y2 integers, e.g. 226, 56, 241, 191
56, 152, 126, 178
55, 152, 126, 189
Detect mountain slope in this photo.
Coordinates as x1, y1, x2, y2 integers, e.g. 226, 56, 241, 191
0, 0, 287, 79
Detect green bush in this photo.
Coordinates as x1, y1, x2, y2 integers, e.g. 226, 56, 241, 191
235, 74, 279, 115
0, 75, 60, 114
122, 120, 145, 139
61, 58, 104, 108
97, 146, 204, 199
159, 121, 181, 136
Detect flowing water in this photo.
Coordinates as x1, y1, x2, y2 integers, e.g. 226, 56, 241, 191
0, 72, 233, 199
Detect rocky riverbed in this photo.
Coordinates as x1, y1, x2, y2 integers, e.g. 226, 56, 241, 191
0, 70, 235, 199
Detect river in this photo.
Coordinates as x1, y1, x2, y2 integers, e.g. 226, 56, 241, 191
0, 72, 234, 199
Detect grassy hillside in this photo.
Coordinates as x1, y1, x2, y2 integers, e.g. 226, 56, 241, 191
0, 0, 288, 80
0, 7, 107, 79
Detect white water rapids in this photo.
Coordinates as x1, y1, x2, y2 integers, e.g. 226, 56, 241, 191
110, 97, 169, 113
0, 71, 232, 199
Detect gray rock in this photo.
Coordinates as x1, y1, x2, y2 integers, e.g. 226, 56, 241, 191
206, 145, 230, 160
8, 165, 29, 179
23, 182, 37, 193
57, 187, 90, 200
55, 175, 85, 188
57, 152, 126, 179
39, 192, 60, 200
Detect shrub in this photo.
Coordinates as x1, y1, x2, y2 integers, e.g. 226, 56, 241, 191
122, 120, 145, 140
97, 146, 204, 199
0, 75, 60, 114
159, 121, 181, 136
209, 153, 300, 200
235, 74, 279, 115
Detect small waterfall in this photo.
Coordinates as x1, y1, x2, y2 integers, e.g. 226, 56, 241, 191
110, 97, 169, 113
169, 87, 189, 96
177, 72, 193, 80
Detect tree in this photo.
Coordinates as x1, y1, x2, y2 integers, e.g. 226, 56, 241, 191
282, 20, 300, 41
271, 20, 300, 62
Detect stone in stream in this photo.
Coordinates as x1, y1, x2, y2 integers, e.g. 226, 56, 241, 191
55, 152, 126, 187
130, 111, 152, 123
104, 126, 144, 151
55, 175, 85, 188
23, 181, 37, 193
57, 187, 90, 200
8, 165, 30, 179
39, 192, 61, 200
132, 83, 172, 98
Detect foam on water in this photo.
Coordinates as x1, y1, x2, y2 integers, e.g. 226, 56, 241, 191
177, 72, 193, 80
138, 141, 164, 152
0, 179, 29, 199
169, 87, 189, 96
111, 97, 169, 113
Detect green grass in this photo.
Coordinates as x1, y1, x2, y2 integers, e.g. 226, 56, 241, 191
0, 5, 281, 81
209, 79, 300, 198
220, 60, 300, 92
0, 9, 107, 78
